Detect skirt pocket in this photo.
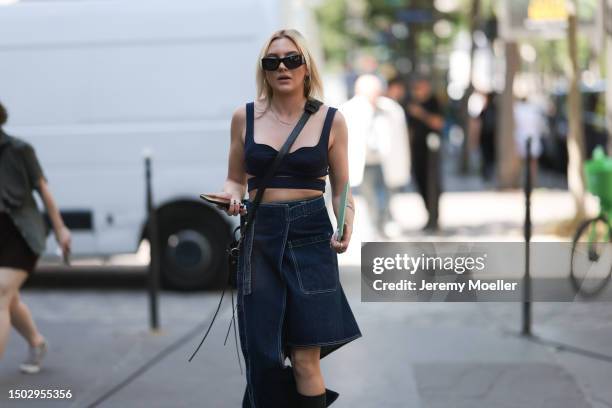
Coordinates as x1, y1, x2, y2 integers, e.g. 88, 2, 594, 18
288, 232, 338, 294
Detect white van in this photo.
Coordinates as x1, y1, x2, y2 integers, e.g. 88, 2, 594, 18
0, 0, 323, 289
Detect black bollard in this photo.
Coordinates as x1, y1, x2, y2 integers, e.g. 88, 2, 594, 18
426, 132, 441, 230
145, 152, 160, 331
522, 137, 532, 336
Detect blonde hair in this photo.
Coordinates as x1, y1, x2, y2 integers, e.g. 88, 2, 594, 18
255, 29, 324, 110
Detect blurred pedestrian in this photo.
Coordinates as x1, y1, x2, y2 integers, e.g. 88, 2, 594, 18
386, 76, 413, 192
341, 74, 411, 238
479, 92, 497, 181
514, 95, 545, 186
386, 76, 408, 108
407, 76, 444, 231
0, 100, 71, 374
205, 29, 361, 407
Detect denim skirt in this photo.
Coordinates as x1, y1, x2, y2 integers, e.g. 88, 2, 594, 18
236, 195, 361, 407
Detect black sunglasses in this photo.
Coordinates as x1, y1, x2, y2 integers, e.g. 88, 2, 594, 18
261, 54, 305, 71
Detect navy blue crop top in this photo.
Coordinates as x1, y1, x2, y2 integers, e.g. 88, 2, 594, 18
244, 102, 336, 192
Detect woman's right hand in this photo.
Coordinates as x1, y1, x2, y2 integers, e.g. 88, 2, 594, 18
207, 192, 247, 217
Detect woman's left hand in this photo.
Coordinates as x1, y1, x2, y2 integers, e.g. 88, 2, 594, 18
330, 223, 352, 254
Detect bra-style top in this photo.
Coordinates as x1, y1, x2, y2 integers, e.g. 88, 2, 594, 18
244, 102, 337, 192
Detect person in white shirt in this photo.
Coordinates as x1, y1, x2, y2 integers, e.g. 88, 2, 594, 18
340, 74, 411, 237
514, 96, 545, 185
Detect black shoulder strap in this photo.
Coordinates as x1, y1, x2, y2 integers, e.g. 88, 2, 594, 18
245, 102, 254, 143
241, 98, 322, 234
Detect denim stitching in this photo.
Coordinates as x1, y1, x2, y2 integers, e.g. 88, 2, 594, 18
277, 280, 287, 366
276, 205, 290, 366
288, 200, 325, 221
285, 333, 363, 348
288, 245, 307, 293
288, 243, 337, 295
276, 206, 290, 365
278, 207, 290, 271
244, 216, 256, 295
289, 232, 331, 248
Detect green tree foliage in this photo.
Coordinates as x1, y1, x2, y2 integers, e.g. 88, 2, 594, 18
314, 0, 349, 69
314, 0, 471, 74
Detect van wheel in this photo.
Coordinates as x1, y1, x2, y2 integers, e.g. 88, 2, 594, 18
157, 204, 229, 290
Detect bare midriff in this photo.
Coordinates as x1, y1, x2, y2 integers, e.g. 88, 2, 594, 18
246, 175, 325, 203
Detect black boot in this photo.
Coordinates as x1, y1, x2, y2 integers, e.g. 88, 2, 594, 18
297, 392, 326, 408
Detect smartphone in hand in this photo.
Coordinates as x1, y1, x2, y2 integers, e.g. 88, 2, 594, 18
199, 194, 245, 210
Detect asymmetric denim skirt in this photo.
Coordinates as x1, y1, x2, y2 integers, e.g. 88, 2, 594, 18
236, 195, 361, 407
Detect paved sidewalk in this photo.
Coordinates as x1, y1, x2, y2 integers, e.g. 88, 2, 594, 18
1, 266, 611, 408
6, 162, 611, 407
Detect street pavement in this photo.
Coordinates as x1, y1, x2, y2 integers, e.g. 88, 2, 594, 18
1, 262, 612, 408
2, 164, 612, 407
